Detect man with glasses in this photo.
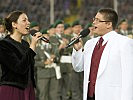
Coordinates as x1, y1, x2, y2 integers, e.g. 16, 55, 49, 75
71, 8, 133, 100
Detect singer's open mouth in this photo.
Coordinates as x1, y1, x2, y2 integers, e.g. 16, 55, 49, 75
25, 26, 30, 31
94, 26, 97, 29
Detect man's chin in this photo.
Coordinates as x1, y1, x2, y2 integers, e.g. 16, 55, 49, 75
93, 30, 98, 34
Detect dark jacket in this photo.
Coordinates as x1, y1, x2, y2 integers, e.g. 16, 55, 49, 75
0, 36, 36, 89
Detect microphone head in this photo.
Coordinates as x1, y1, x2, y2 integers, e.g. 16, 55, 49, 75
80, 29, 90, 38
30, 29, 38, 36
30, 29, 50, 43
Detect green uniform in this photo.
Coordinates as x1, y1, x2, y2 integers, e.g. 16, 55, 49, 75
50, 33, 73, 100
35, 41, 60, 100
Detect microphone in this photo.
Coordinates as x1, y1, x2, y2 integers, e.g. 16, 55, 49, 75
65, 29, 90, 48
30, 29, 50, 43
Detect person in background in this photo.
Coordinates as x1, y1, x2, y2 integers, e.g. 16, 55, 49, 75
64, 23, 73, 40
47, 24, 55, 37
0, 10, 42, 100
72, 8, 133, 100
70, 20, 83, 100
0, 18, 7, 40
118, 19, 129, 36
35, 28, 60, 100
131, 22, 133, 34
52, 19, 71, 100
72, 20, 82, 37
61, 23, 73, 100
30, 21, 40, 31
127, 22, 133, 39
83, 22, 94, 44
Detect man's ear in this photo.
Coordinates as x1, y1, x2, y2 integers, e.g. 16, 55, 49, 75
106, 22, 112, 29
12, 22, 17, 29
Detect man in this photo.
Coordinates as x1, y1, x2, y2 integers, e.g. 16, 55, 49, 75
47, 24, 55, 37
118, 19, 129, 36
35, 29, 60, 100
50, 19, 71, 100
71, 20, 83, 100
30, 21, 40, 31
62, 23, 73, 99
83, 22, 95, 44
72, 8, 133, 100
72, 20, 82, 37
64, 23, 72, 40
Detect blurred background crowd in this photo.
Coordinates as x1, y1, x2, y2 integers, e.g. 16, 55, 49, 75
0, 0, 133, 100
0, 0, 132, 28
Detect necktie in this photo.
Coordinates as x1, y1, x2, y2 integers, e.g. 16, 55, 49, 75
97, 37, 104, 49
88, 37, 104, 98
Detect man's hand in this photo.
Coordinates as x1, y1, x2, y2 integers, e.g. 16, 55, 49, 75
72, 37, 83, 51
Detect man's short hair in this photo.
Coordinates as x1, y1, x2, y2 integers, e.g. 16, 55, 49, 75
98, 8, 118, 29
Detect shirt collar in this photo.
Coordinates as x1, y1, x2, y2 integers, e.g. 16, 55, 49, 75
99, 31, 115, 45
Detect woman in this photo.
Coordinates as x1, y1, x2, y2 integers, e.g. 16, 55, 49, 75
0, 11, 42, 100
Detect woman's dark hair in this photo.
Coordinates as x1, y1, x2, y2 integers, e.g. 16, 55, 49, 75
4, 11, 24, 34
98, 8, 118, 30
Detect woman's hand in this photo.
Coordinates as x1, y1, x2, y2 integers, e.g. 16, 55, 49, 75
30, 32, 42, 51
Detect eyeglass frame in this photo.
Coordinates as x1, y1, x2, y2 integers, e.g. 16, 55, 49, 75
93, 18, 111, 23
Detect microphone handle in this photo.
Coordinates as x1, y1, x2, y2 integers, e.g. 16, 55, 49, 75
41, 37, 50, 43
65, 36, 81, 48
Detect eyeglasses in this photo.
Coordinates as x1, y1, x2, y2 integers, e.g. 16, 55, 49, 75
93, 18, 111, 23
